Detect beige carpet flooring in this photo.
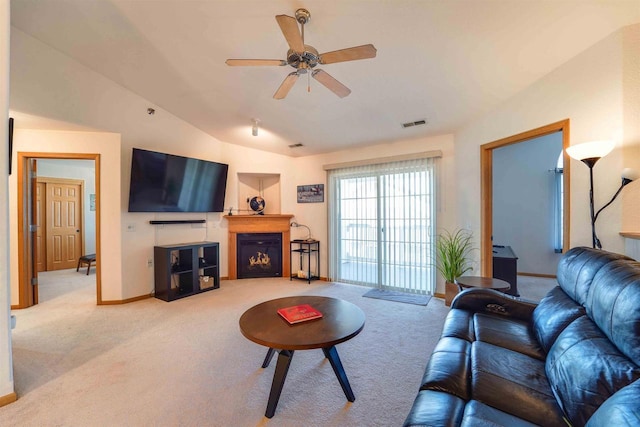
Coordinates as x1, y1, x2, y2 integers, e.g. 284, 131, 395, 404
4, 271, 450, 427
3, 270, 556, 426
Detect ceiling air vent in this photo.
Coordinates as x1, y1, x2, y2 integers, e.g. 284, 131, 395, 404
288, 143, 304, 148
402, 119, 427, 128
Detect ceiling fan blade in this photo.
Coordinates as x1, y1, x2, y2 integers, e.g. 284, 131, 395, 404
225, 59, 287, 66
276, 14, 304, 53
273, 72, 299, 99
312, 69, 351, 98
319, 44, 377, 64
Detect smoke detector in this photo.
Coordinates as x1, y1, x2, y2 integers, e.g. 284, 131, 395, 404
402, 119, 427, 128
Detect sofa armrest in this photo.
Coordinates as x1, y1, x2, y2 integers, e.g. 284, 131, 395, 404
451, 288, 537, 322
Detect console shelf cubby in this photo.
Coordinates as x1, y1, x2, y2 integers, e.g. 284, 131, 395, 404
154, 241, 220, 301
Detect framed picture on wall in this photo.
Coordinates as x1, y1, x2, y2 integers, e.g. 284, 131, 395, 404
297, 184, 324, 203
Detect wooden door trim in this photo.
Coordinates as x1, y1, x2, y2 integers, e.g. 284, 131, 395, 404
35, 182, 46, 273
480, 119, 571, 275
17, 152, 102, 308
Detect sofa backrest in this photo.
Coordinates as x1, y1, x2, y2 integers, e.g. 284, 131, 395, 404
556, 247, 631, 305
532, 286, 584, 353
544, 248, 640, 425
532, 247, 631, 354
586, 259, 640, 365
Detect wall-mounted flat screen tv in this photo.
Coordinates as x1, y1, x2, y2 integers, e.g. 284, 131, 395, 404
128, 148, 228, 212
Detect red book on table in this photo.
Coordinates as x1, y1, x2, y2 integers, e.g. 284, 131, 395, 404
277, 304, 323, 324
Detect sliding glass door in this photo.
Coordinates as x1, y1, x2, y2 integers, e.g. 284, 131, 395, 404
328, 158, 436, 294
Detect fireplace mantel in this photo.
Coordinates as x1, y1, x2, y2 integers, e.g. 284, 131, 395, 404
225, 214, 294, 279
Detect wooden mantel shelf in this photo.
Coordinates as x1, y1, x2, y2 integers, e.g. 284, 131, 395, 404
620, 232, 640, 240
225, 214, 294, 279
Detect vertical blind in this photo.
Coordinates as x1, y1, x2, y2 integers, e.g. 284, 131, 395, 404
327, 157, 437, 294
553, 152, 564, 253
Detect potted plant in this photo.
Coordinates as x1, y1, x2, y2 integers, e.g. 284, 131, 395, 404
436, 229, 474, 306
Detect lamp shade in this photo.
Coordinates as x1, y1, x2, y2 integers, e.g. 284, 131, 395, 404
621, 168, 639, 181
566, 140, 614, 161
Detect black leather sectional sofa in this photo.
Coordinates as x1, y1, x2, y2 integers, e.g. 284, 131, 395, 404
404, 247, 640, 426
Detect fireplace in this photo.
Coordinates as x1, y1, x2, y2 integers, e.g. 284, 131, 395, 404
237, 233, 282, 278
225, 214, 293, 280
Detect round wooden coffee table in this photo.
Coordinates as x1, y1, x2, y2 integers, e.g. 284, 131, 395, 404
455, 275, 511, 292
239, 296, 365, 418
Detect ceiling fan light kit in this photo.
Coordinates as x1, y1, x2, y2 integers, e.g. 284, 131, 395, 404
226, 8, 377, 99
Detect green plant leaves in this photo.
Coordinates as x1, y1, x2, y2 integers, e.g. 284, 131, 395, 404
436, 229, 474, 283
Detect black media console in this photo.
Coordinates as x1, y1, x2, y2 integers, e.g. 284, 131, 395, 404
492, 244, 519, 297
154, 241, 220, 301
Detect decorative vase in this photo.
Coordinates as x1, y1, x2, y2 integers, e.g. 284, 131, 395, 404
445, 281, 460, 307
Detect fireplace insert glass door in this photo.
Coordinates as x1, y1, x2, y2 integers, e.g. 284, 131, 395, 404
237, 233, 282, 279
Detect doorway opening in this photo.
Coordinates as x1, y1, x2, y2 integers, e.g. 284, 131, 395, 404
17, 153, 101, 307
480, 120, 570, 276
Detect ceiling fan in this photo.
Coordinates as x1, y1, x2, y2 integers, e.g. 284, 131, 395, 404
225, 8, 377, 99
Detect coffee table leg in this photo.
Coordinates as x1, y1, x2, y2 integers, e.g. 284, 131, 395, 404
265, 349, 294, 418
322, 346, 355, 402
262, 348, 276, 368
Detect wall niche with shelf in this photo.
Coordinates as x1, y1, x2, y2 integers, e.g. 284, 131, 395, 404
237, 173, 281, 214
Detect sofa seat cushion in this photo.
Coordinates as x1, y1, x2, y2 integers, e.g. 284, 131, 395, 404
546, 316, 640, 426
586, 380, 640, 426
403, 390, 465, 427
532, 286, 585, 353
461, 400, 540, 427
471, 341, 567, 426
473, 313, 545, 360
419, 337, 471, 399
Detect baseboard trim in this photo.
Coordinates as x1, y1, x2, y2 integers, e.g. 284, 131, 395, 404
220, 276, 329, 281
434, 292, 445, 299
518, 272, 556, 279
0, 392, 17, 407
98, 293, 153, 305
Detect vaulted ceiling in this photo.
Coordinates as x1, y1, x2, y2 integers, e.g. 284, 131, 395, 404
10, 0, 640, 156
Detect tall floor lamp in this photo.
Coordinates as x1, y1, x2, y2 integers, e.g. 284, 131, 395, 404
566, 140, 638, 249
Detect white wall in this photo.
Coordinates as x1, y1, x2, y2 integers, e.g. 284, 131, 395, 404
9, 130, 122, 304
493, 133, 563, 274
10, 20, 634, 305
9, 26, 459, 300
301, 133, 459, 293
37, 159, 96, 254
0, 0, 14, 403
9, 27, 280, 300
456, 25, 639, 268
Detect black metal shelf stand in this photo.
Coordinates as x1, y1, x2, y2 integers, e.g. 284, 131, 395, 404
290, 239, 320, 284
